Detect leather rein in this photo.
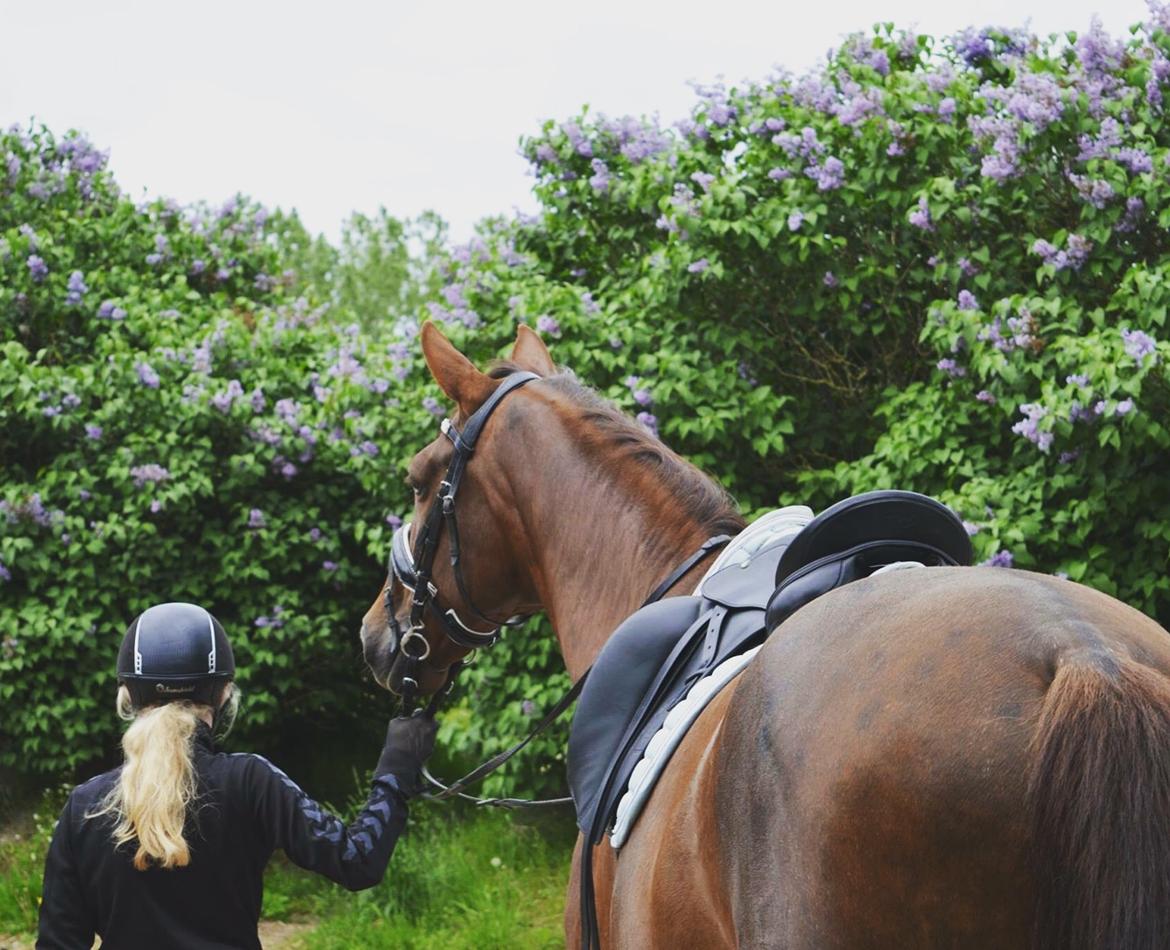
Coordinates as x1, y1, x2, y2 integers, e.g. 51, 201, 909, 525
385, 370, 730, 808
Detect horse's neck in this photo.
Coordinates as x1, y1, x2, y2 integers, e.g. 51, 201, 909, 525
520, 451, 721, 682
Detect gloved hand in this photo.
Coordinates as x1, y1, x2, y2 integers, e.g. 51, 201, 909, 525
375, 711, 439, 798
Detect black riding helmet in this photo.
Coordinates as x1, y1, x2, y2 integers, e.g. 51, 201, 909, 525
117, 602, 235, 709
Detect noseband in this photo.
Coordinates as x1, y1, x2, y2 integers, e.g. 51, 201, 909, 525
386, 371, 539, 698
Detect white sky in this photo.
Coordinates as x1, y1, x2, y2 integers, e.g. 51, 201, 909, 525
0, 0, 1152, 242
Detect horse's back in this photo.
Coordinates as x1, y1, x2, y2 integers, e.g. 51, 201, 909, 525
712, 566, 1170, 948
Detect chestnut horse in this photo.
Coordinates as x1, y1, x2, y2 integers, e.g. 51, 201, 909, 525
361, 322, 1170, 950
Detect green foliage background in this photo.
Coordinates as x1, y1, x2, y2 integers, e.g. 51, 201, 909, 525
3, 10, 1170, 797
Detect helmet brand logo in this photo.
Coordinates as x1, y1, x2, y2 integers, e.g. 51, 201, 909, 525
155, 683, 197, 694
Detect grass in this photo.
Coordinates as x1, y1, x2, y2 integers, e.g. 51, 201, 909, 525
1, 787, 575, 948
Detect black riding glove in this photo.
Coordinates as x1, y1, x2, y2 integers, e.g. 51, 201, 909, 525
375, 711, 439, 798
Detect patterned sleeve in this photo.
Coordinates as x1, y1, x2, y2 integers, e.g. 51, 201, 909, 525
243, 754, 409, 891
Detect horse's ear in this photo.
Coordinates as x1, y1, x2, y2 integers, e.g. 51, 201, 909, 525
510, 324, 556, 377
420, 321, 494, 414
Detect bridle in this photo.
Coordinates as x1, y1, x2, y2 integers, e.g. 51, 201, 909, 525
382, 368, 732, 808
385, 371, 539, 702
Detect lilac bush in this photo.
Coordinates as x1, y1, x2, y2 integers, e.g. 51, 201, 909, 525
0, 125, 433, 775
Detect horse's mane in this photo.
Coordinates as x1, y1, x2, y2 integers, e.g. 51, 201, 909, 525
488, 362, 745, 539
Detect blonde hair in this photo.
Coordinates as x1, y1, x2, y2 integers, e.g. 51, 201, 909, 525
89, 683, 238, 870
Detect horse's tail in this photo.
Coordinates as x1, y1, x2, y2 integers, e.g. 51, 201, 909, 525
1028, 653, 1170, 950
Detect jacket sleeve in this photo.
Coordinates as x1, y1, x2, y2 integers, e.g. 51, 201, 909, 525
244, 754, 409, 891
37, 793, 96, 950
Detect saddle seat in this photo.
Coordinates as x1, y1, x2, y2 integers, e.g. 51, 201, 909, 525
567, 490, 972, 847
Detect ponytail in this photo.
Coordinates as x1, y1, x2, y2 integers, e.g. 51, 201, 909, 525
89, 683, 238, 870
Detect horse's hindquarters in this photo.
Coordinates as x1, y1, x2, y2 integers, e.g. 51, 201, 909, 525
712, 567, 1170, 949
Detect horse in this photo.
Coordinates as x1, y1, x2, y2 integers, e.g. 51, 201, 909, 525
361, 321, 1170, 949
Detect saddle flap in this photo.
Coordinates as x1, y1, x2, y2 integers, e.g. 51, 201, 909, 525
568, 595, 705, 832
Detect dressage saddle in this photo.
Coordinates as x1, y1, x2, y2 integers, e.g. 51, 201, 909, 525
568, 489, 973, 844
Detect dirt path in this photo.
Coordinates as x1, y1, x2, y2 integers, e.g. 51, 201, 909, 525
259, 919, 317, 948
0, 935, 32, 950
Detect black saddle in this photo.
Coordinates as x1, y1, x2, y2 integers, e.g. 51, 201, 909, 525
569, 489, 973, 949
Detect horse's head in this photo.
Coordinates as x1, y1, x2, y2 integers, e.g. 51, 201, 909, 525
360, 321, 557, 697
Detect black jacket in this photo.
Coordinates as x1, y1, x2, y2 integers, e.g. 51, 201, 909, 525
37, 723, 408, 949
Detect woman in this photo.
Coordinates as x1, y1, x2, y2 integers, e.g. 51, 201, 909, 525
37, 601, 437, 949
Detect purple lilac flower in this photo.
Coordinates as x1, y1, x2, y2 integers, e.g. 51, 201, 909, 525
65, 270, 87, 306
688, 258, 709, 274
633, 388, 653, 407
359, 441, 379, 457
85, 423, 103, 441
807, 156, 845, 191
248, 508, 265, 529
908, 197, 932, 230
690, 171, 715, 192
636, 411, 659, 437
536, 315, 561, 337
937, 358, 966, 378
1075, 17, 1124, 76
135, 362, 160, 388
955, 27, 993, 65
588, 159, 611, 193
976, 390, 996, 404
823, 271, 838, 288
1077, 117, 1122, 161
0, 559, 10, 583
1116, 197, 1145, 234
937, 97, 957, 119
958, 258, 979, 277
983, 550, 1014, 568
1115, 397, 1136, 416
210, 379, 244, 413
1115, 148, 1153, 174
280, 462, 297, 479
255, 617, 270, 628
1121, 327, 1157, 361
149, 499, 163, 514
787, 211, 804, 231
130, 464, 170, 487
1011, 403, 1053, 452
422, 396, 444, 418
309, 527, 322, 542
1066, 173, 1114, 209
962, 521, 981, 536
386, 514, 403, 529
1058, 451, 1080, 464
27, 255, 47, 281
322, 560, 339, 572
767, 167, 791, 181
957, 290, 978, 311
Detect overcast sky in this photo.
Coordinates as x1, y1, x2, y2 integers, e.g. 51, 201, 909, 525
1, 0, 1152, 242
